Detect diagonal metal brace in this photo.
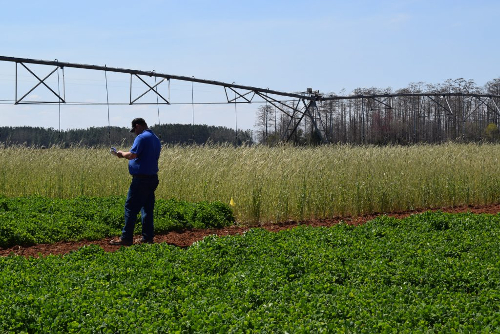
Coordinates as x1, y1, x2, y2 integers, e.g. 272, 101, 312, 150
255, 91, 297, 118
286, 98, 312, 142
427, 95, 453, 116
130, 74, 170, 105
255, 92, 303, 140
367, 96, 393, 110
224, 87, 255, 103
463, 96, 489, 120
16, 62, 65, 104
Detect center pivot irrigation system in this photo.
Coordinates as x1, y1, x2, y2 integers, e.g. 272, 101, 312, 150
1, 56, 500, 143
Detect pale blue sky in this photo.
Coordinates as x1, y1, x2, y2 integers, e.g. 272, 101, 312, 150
0, 0, 498, 131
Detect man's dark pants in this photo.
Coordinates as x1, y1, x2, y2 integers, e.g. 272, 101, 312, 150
121, 175, 159, 242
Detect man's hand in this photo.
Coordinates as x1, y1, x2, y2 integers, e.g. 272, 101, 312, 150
117, 151, 137, 160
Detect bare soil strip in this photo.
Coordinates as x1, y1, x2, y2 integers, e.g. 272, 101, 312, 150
2, 204, 500, 258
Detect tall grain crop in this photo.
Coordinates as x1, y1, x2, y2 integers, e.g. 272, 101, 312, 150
1, 143, 500, 223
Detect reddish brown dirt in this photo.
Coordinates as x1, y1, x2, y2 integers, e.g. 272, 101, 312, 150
2, 203, 500, 258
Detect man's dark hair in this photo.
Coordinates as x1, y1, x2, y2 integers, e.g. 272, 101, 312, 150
130, 118, 147, 132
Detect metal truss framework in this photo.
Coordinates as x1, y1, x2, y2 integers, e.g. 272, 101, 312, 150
1, 56, 500, 143
316, 94, 500, 144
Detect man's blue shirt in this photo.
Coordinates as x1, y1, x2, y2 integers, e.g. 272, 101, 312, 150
128, 129, 161, 175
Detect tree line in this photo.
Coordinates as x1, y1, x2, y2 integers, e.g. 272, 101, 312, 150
255, 78, 500, 145
0, 123, 252, 148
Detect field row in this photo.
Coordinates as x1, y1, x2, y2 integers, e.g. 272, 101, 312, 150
0, 196, 234, 248
1, 211, 499, 332
2, 143, 500, 222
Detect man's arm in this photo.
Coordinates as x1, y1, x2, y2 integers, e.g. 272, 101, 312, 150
117, 151, 137, 160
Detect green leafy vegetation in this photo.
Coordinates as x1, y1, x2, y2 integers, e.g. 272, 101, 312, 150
0, 196, 235, 248
0, 211, 499, 332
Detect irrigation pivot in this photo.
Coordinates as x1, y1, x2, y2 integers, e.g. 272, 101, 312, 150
1, 56, 499, 144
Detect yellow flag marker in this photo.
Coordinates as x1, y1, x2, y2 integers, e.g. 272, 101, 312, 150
230, 197, 235, 207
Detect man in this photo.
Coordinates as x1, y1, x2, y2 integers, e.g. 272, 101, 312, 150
110, 118, 161, 246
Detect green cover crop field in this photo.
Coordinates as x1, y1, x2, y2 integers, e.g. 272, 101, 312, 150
1, 211, 500, 332
1, 144, 500, 332
3, 143, 500, 222
0, 196, 234, 248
